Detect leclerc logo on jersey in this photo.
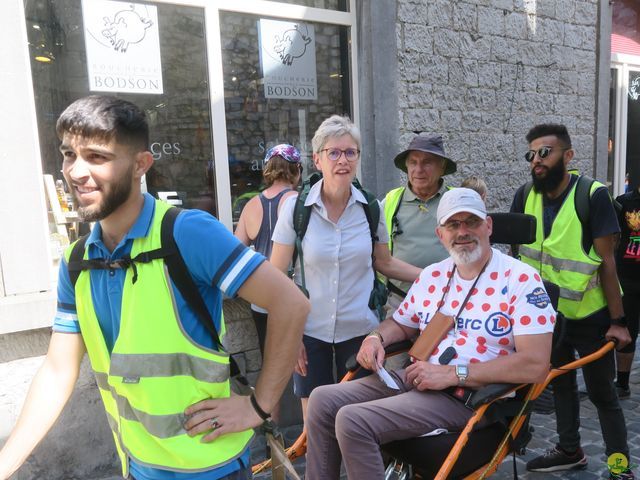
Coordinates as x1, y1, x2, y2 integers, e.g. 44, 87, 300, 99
484, 312, 512, 337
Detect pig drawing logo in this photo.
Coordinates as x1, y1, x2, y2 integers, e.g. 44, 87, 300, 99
272, 25, 312, 66
101, 6, 152, 53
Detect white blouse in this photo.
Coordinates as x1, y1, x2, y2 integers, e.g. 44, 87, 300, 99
272, 179, 389, 343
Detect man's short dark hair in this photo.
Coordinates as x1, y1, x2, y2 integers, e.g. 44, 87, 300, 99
56, 95, 149, 151
526, 124, 572, 148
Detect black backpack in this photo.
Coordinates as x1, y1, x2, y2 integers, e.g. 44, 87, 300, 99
67, 207, 244, 378
290, 172, 388, 320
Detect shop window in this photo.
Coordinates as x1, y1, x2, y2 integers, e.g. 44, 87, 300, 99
25, 0, 218, 242
219, 11, 352, 223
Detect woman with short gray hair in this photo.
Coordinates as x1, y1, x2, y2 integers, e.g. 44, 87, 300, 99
271, 115, 421, 420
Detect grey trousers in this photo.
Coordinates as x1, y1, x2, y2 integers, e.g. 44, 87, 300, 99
305, 370, 478, 480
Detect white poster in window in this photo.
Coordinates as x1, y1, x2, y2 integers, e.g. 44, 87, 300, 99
259, 19, 317, 100
82, 0, 163, 94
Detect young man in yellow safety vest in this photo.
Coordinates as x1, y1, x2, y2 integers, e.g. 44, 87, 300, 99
0, 96, 309, 480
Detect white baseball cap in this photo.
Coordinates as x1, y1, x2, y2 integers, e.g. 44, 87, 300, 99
437, 188, 487, 225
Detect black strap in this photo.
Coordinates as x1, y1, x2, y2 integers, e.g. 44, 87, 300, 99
67, 234, 90, 288
160, 208, 223, 350
66, 207, 242, 377
160, 208, 243, 379
387, 281, 408, 298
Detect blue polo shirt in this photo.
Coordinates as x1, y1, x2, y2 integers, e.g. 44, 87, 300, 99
53, 193, 265, 480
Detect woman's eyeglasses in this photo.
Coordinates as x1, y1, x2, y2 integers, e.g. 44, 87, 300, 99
320, 148, 360, 162
524, 146, 570, 162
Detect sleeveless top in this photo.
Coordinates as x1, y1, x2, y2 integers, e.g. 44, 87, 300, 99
253, 188, 292, 259
251, 188, 291, 313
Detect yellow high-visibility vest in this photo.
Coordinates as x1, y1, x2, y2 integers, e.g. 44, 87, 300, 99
519, 181, 608, 319
383, 187, 405, 253
66, 200, 252, 477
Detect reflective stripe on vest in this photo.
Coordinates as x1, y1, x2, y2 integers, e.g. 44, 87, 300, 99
520, 180, 607, 319
66, 200, 252, 477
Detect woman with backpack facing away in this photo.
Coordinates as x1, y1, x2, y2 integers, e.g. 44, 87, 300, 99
235, 144, 302, 421
270, 115, 421, 420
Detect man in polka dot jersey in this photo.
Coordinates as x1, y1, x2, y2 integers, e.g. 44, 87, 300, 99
303, 188, 554, 480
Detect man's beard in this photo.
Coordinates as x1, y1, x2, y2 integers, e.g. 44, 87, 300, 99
448, 235, 484, 265
531, 158, 566, 193
76, 168, 134, 222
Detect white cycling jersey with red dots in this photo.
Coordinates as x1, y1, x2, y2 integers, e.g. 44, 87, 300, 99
393, 248, 556, 366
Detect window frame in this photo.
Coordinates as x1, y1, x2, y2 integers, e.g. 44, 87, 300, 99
611, 53, 640, 196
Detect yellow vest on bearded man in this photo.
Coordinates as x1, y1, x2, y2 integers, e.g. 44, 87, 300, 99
519, 180, 608, 320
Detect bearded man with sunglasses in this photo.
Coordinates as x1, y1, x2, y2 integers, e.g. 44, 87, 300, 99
510, 124, 633, 479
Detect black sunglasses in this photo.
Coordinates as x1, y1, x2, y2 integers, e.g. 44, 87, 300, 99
524, 146, 570, 162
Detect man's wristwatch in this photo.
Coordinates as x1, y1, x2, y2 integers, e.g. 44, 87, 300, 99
611, 315, 628, 327
366, 330, 384, 345
455, 364, 469, 386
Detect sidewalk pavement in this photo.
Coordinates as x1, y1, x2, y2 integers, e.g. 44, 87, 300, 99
98, 356, 640, 479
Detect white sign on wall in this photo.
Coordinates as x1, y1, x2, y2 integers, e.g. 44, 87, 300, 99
82, 0, 163, 94
258, 19, 317, 100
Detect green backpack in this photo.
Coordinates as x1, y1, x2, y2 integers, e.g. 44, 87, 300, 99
290, 172, 388, 321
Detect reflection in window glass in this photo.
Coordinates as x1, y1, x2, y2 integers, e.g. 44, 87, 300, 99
627, 71, 640, 191
274, 0, 348, 11
220, 11, 352, 222
25, 0, 218, 217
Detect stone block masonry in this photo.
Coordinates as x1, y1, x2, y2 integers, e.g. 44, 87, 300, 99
396, 0, 601, 210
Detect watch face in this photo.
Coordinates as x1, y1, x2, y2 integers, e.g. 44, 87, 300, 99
457, 365, 468, 376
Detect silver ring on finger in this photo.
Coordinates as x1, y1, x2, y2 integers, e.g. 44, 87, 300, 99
413, 377, 420, 386
210, 417, 220, 430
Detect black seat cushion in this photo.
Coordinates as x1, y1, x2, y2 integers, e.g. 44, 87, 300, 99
382, 422, 505, 479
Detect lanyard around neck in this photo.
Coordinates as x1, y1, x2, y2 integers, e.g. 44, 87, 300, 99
436, 252, 492, 334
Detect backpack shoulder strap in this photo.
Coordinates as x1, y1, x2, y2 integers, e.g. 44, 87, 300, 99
292, 172, 322, 240
352, 177, 380, 246
289, 173, 322, 296
161, 207, 224, 350
510, 183, 531, 258
520, 181, 533, 213
574, 174, 595, 228
67, 234, 90, 289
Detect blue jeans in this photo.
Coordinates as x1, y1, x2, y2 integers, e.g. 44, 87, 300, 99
551, 311, 629, 457
293, 334, 369, 398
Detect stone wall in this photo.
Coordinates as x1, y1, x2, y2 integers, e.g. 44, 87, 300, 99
395, 0, 601, 211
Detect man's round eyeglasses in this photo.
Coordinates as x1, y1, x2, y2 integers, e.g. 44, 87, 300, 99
320, 148, 360, 162
524, 146, 570, 162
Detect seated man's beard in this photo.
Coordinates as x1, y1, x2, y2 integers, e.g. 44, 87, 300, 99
532, 159, 566, 193
448, 236, 483, 265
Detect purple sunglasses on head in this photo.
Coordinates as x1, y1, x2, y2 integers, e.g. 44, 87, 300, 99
264, 144, 301, 164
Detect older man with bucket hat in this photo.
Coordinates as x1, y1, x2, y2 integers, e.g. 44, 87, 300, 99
382, 134, 457, 310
